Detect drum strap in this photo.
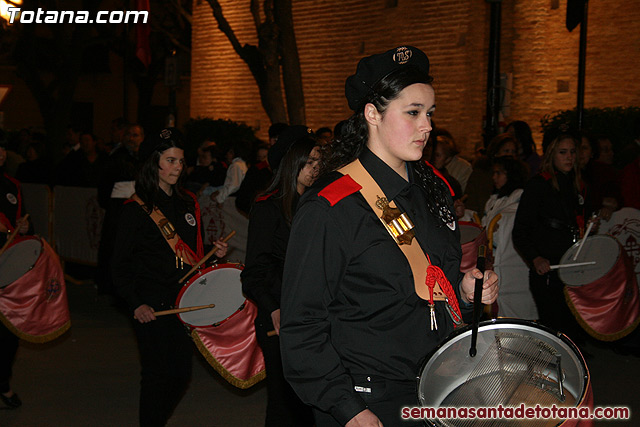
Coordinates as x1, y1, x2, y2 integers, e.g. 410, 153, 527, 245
131, 194, 200, 269
338, 160, 462, 328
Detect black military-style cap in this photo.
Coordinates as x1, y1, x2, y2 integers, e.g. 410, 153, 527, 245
345, 46, 431, 111
138, 127, 184, 162
268, 125, 314, 171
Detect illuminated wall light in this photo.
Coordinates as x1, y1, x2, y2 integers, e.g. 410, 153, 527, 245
1, 0, 23, 24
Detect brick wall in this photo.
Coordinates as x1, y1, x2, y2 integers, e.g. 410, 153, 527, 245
192, 0, 640, 157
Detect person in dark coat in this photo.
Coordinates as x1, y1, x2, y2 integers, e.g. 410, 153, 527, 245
241, 126, 319, 426
279, 46, 498, 427
112, 128, 228, 427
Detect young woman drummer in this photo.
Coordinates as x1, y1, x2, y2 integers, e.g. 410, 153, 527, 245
513, 130, 590, 343
0, 136, 29, 409
241, 125, 320, 426
112, 128, 227, 426
278, 46, 499, 427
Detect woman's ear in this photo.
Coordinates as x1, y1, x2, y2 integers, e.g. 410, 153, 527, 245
364, 103, 381, 127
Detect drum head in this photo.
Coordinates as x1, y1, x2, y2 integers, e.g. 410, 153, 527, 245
176, 263, 245, 327
559, 235, 620, 286
459, 223, 482, 245
0, 238, 42, 288
418, 319, 588, 426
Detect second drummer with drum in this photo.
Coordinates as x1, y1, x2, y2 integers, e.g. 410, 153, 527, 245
279, 47, 499, 427
112, 128, 228, 427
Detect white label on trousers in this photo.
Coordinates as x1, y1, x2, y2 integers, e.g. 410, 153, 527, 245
354, 386, 372, 393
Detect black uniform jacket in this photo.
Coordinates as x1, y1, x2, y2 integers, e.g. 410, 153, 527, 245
241, 191, 295, 319
513, 170, 586, 266
0, 171, 22, 246
280, 148, 472, 425
112, 190, 200, 313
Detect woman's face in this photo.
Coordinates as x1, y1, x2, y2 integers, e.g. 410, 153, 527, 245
578, 136, 592, 168
553, 138, 576, 173
367, 83, 435, 168
432, 144, 448, 169
496, 141, 517, 158
492, 164, 508, 190
297, 146, 321, 192
158, 147, 185, 193
597, 138, 614, 165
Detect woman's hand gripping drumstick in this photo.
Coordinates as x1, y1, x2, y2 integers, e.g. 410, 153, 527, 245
573, 212, 599, 261
178, 230, 235, 283
0, 214, 29, 256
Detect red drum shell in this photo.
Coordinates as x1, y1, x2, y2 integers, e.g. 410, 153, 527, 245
191, 299, 265, 389
459, 221, 490, 272
560, 236, 640, 340
0, 237, 70, 343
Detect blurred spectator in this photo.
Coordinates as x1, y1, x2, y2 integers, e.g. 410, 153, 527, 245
315, 127, 333, 145
506, 120, 541, 178
16, 141, 51, 184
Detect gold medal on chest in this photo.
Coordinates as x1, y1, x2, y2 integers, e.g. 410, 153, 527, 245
375, 196, 415, 245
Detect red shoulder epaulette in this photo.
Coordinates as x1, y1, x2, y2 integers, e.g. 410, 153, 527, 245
423, 160, 455, 197
318, 175, 362, 206
256, 161, 270, 170
123, 198, 136, 205
540, 171, 553, 181
256, 190, 279, 202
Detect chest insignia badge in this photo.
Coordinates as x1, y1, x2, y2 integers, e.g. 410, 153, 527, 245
185, 213, 196, 226
376, 196, 415, 245
6, 193, 17, 205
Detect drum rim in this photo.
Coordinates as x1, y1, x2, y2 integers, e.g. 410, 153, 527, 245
0, 236, 44, 288
559, 234, 621, 287
416, 318, 590, 413
175, 262, 245, 328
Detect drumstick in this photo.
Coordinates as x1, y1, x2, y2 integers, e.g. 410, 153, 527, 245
0, 214, 29, 256
179, 230, 236, 283
550, 261, 596, 270
134, 304, 216, 319
469, 245, 486, 358
572, 213, 597, 261
267, 330, 277, 337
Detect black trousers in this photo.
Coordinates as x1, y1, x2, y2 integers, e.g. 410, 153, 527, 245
255, 315, 314, 427
0, 322, 19, 394
133, 316, 193, 427
529, 270, 585, 343
312, 375, 423, 427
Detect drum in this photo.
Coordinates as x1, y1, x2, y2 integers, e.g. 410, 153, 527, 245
0, 236, 70, 343
176, 263, 266, 389
459, 221, 490, 272
0, 237, 42, 288
558, 235, 640, 341
176, 263, 246, 327
417, 319, 593, 427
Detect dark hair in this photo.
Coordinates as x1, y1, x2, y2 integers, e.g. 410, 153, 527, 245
268, 123, 288, 139
579, 131, 599, 161
263, 137, 318, 224
432, 128, 457, 158
135, 134, 190, 211
487, 133, 519, 160
322, 66, 433, 174
492, 156, 528, 198
506, 120, 536, 158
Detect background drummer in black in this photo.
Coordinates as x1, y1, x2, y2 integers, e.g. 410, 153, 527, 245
241, 125, 319, 426
512, 129, 589, 343
111, 128, 228, 427
279, 46, 498, 427
0, 133, 29, 409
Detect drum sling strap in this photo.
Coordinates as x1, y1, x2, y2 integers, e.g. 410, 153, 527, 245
131, 194, 202, 269
338, 160, 462, 329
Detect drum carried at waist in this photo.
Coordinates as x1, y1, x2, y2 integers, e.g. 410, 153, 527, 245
176, 263, 265, 389
0, 236, 70, 343
459, 222, 491, 272
558, 235, 640, 341
418, 319, 593, 427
